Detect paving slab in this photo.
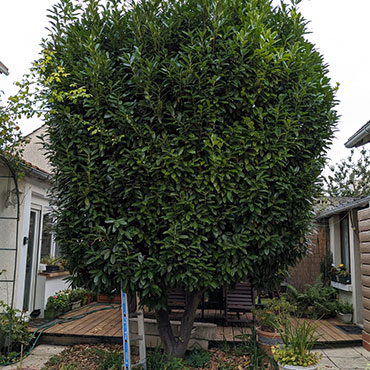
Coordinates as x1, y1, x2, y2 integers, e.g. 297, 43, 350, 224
318, 357, 339, 369
328, 355, 370, 369
353, 345, 370, 360
2, 345, 66, 370
323, 347, 362, 358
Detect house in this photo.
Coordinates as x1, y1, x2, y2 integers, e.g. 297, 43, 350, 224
344, 120, 370, 350
315, 197, 370, 326
0, 125, 70, 317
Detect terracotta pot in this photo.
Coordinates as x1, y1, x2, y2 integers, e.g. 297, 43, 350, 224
256, 327, 282, 356
97, 294, 121, 303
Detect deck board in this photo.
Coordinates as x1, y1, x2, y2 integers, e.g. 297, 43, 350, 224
30, 303, 362, 346
50, 306, 118, 335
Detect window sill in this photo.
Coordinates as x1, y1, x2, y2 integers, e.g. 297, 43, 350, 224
38, 271, 70, 278
331, 281, 352, 292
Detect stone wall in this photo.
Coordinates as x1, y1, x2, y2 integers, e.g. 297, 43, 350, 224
129, 318, 217, 350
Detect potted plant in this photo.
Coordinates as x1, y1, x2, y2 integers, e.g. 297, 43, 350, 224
69, 288, 86, 309
272, 318, 321, 370
330, 265, 338, 282
44, 292, 69, 319
336, 301, 353, 323
252, 297, 295, 355
40, 256, 60, 272
0, 302, 32, 355
97, 290, 121, 304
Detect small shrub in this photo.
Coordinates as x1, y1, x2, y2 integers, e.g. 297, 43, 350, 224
0, 301, 32, 357
285, 276, 337, 318
186, 348, 210, 368
98, 350, 123, 370
234, 327, 276, 369
273, 317, 321, 367
252, 297, 296, 332
45, 292, 70, 312
337, 301, 353, 314
147, 349, 184, 370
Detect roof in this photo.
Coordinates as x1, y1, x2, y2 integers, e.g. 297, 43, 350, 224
0, 61, 9, 75
25, 161, 51, 180
317, 195, 370, 219
345, 120, 370, 148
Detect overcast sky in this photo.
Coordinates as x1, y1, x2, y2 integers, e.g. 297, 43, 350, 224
1, 0, 369, 167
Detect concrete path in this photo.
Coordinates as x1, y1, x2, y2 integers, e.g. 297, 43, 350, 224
1, 345, 66, 370
318, 346, 370, 369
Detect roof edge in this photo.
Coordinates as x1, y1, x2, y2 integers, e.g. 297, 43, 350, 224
0, 61, 9, 76
345, 120, 370, 148
317, 196, 370, 219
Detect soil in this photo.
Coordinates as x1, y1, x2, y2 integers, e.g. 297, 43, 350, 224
40, 344, 276, 370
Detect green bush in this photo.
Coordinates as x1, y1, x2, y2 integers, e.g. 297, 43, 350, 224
186, 348, 210, 367
234, 327, 275, 369
146, 349, 185, 370
98, 350, 123, 370
0, 301, 32, 357
285, 277, 337, 318
20, 0, 338, 356
45, 292, 70, 312
337, 301, 353, 314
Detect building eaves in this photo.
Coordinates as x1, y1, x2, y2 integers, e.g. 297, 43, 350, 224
345, 120, 370, 148
317, 195, 370, 220
24, 161, 51, 181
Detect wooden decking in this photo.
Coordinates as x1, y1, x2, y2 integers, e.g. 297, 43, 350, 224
30, 303, 362, 347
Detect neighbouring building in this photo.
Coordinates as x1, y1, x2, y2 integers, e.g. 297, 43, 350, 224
345, 120, 370, 350
0, 125, 70, 317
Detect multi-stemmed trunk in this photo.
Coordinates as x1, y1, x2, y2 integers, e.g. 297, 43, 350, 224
155, 289, 205, 358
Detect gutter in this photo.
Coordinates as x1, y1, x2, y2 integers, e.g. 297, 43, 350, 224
345, 120, 370, 148
27, 166, 50, 181
0, 61, 9, 76
317, 196, 370, 220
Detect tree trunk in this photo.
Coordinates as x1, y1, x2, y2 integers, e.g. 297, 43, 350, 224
155, 289, 205, 358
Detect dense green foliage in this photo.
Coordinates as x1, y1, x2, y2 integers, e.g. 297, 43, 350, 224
325, 148, 370, 197
0, 93, 24, 159
285, 278, 338, 318
26, 0, 338, 309
146, 349, 185, 369
0, 301, 32, 359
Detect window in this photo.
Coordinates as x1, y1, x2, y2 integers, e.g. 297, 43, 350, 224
40, 213, 52, 258
40, 213, 60, 258
340, 214, 350, 271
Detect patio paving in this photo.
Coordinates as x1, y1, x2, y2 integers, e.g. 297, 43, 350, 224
317, 346, 370, 369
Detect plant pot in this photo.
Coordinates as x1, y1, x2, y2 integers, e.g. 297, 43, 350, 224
46, 265, 60, 272
97, 294, 121, 303
0, 336, 9, 351
338, 275, 351, 284
337, 311, 352, 323
44, 308, 62, 320
330, 273, 338, 282
278, 363, 318, 370
256, 327, 282, 356
70, 300, 82, 310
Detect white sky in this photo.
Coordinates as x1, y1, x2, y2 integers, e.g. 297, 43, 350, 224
1, 0, 370, 167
